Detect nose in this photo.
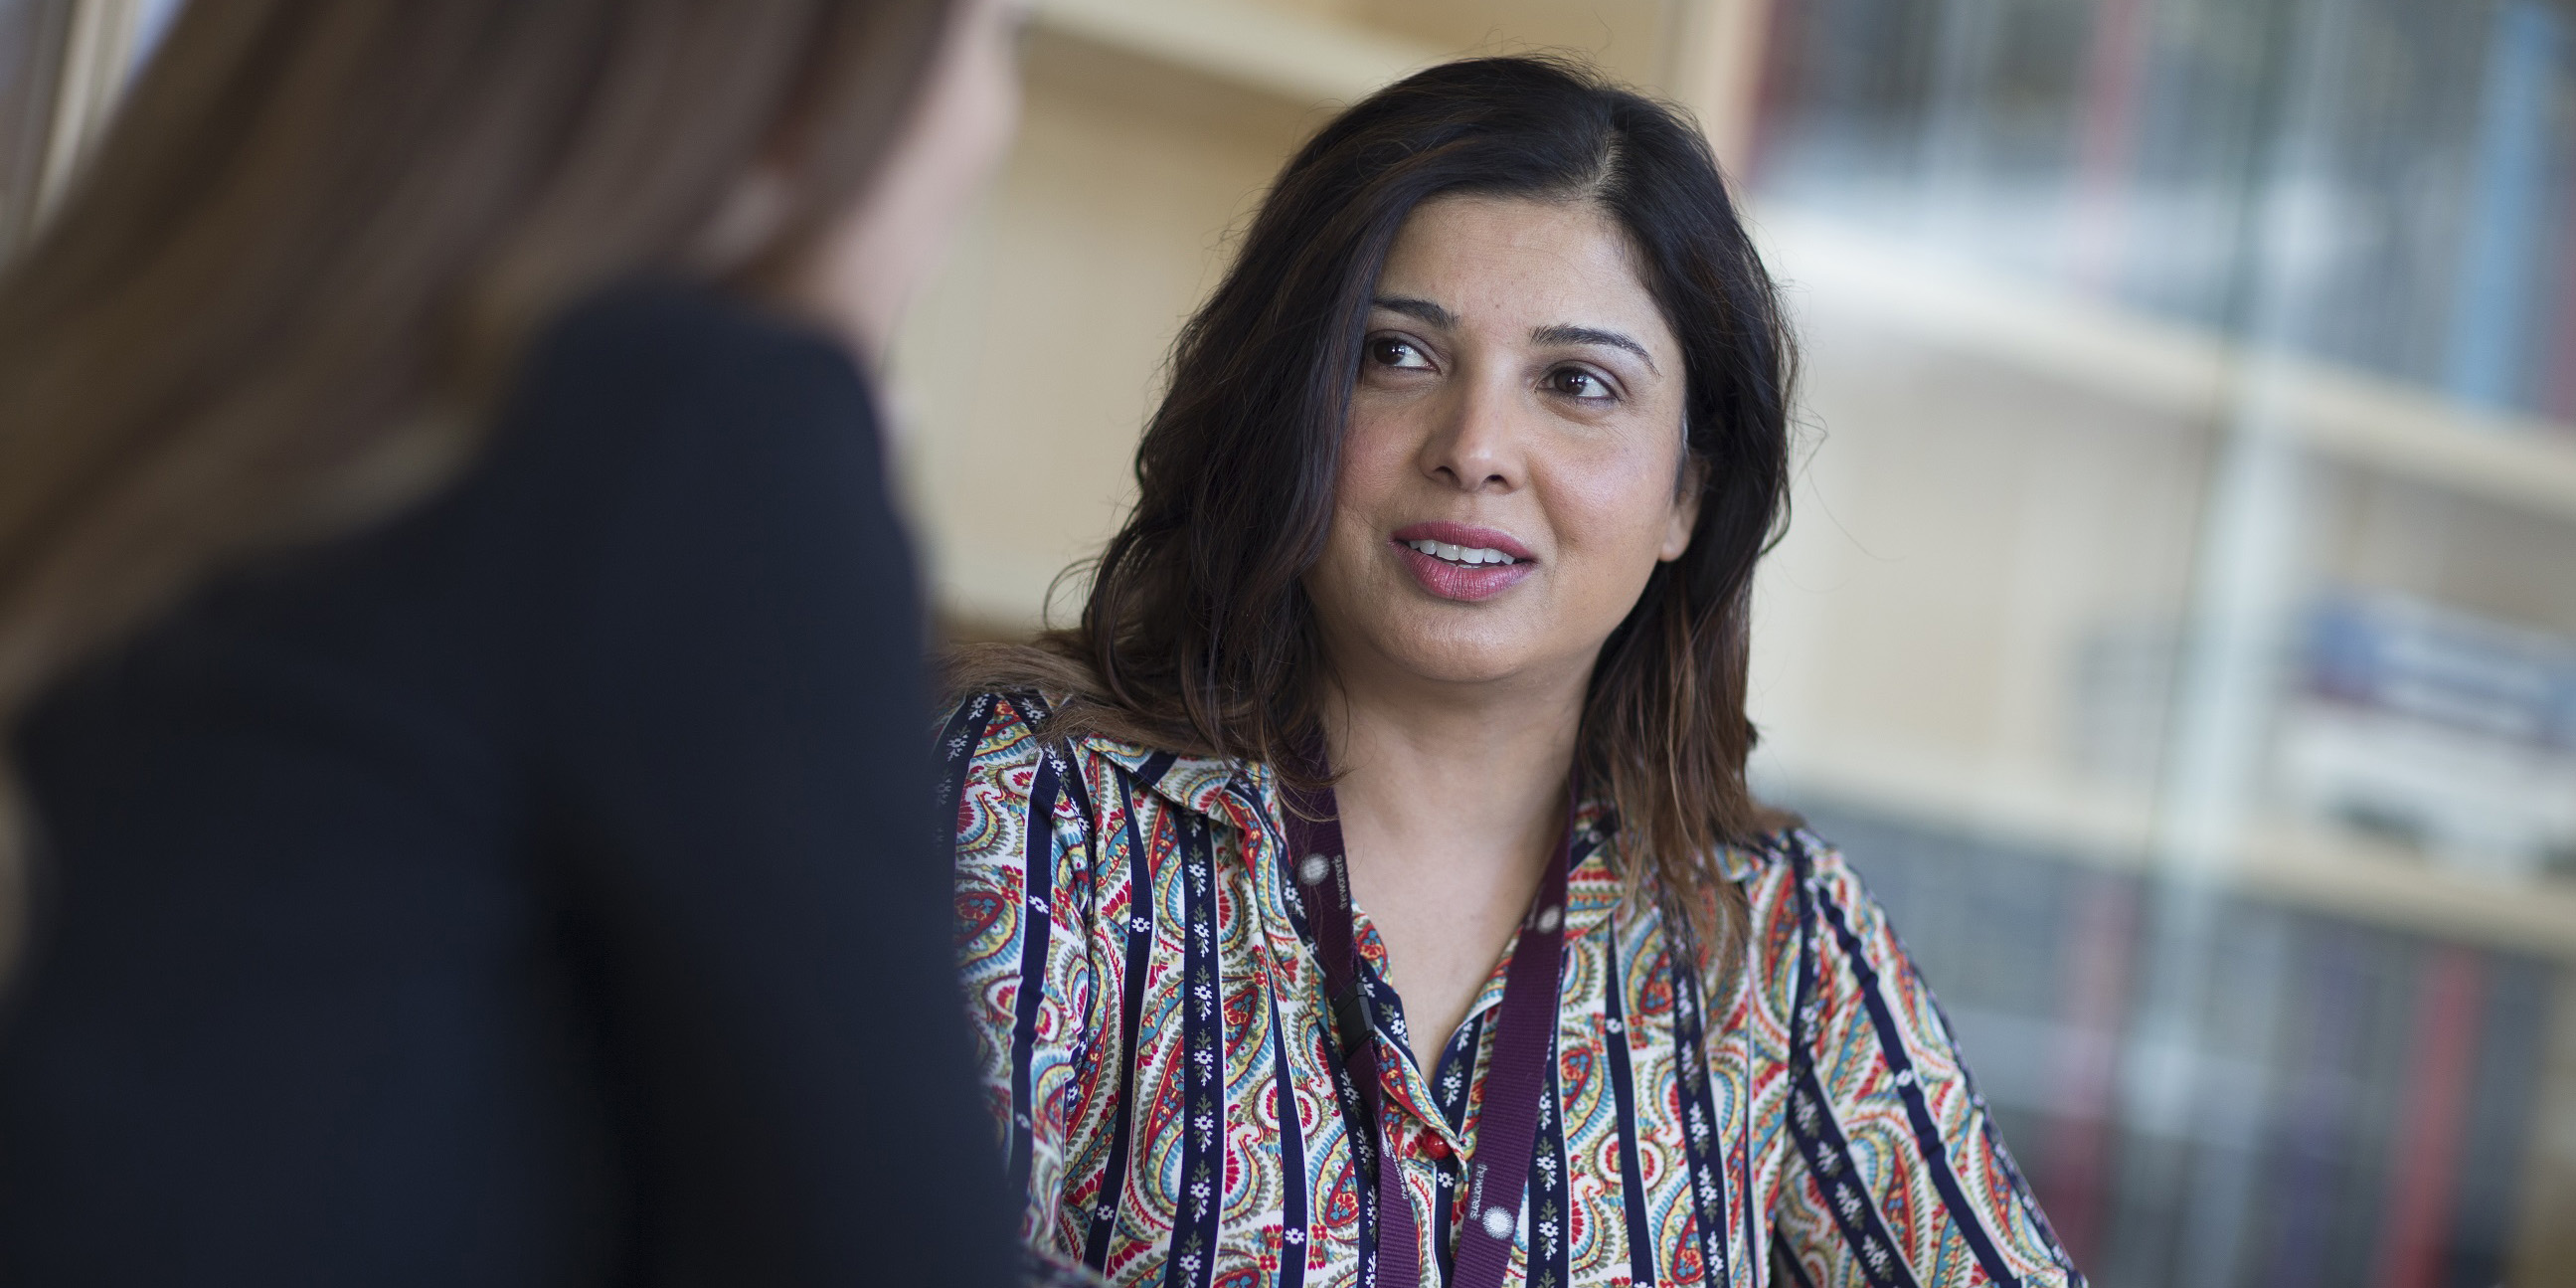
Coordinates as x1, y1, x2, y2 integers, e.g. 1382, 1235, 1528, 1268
1417, 370, 1524, 494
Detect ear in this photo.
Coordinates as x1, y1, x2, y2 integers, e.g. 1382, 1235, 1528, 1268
1658, 453, 1704, 562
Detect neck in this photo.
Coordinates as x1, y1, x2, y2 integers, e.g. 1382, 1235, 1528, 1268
1314, 653, 1589, 1065
1318, 660, 1587, 889
1318, 653, 1576, 1066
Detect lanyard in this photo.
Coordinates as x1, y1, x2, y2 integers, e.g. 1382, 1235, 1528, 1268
1280, 762, 1573, 1288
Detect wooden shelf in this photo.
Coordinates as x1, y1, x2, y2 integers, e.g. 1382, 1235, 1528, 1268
1754, 209, 2576, 526
1032, 0, 1443, 107
1756, 740, 2576, 962
2240, 822, 2576, 964
1751, 737, 2158, 868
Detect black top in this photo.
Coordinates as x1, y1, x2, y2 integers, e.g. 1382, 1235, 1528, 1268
0, 282, 1015, 1287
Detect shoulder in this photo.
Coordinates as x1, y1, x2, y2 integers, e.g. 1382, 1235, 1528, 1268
939, 688, 1123, 771
1727, 828, 1902, 989
938, 693, 1056, 840
1731, 827, 1963, 1051
938, 689, 1208, 818
531, 277, 863, 402
497, 278, 880, 498
1727, 826, 1854, 908
939, 689, 1050, 773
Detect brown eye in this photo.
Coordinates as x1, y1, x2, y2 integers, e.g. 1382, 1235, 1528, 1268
1367, 336, 1431, 370
1549, 367, 1611, 399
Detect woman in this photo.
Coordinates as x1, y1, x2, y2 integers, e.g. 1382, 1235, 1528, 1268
0, 1, 1026, 1282
947, 58, 2083, 1288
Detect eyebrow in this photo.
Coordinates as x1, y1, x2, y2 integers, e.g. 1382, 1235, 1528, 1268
1371, 296, 1660, 376
1371, 295, 1458, 329
1531, 323, 1659, 375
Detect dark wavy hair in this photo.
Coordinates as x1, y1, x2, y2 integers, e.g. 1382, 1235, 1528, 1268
953, 55, 1798, 981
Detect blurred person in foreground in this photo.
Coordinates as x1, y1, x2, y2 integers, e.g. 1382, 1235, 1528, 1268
0, 1, 1029, 1282
945, 58, 2085, 1287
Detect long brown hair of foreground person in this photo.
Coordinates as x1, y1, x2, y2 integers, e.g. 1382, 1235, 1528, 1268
954, 55, 1797, 979
0, 0, 952, 945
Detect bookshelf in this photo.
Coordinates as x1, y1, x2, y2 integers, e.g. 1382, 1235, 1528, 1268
1755, 210, 2576, 528
1749, 204, 2576, 964
1756, 732, 2576, 963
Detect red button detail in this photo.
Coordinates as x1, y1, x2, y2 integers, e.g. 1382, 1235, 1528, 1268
1419, 1135, 1455, 1162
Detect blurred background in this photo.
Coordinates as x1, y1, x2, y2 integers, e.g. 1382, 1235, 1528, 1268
6, 0, 2573, 1282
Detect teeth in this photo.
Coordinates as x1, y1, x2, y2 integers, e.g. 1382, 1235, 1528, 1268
1406, 538, 1516, 566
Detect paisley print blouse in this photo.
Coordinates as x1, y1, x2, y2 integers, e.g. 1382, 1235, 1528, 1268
946, 692, 2083, 1288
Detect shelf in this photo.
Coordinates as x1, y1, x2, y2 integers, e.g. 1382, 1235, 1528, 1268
1751, 737, 2159, 868
2240, 822, 2576, 964
1751, 210, 2234, 421
1754, 738, 2576, 962
2265, 359, 2576, 521
1752, 209, 2576, 527
1032, 0, 1444, 107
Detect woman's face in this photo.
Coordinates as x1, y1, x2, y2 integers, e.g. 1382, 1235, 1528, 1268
1303, 193, 1699, 698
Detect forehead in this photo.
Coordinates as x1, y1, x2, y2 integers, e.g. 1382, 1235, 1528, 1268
1374, 194, 1673, 350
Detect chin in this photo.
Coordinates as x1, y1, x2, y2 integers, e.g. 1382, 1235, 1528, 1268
1374, 617, 1548, 686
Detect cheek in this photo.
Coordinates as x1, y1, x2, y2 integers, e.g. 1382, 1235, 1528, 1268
1547, 441, 1686, 568
1327, 407, 1416, 527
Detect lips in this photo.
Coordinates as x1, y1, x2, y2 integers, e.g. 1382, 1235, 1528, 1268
1389, 521, 1537, 603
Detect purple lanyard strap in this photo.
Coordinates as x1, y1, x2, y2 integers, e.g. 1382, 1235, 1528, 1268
1280, 762, 1573, 1288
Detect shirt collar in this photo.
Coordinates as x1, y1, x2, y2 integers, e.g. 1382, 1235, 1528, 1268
1071, 734, 1249, 819
1071, 732, 1765, 888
